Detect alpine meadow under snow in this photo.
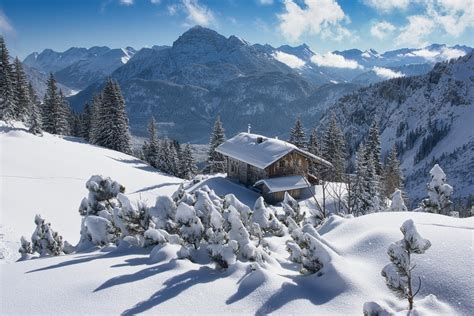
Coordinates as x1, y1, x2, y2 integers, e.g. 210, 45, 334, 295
1, 1, 474, 314
1, 124, 473, 315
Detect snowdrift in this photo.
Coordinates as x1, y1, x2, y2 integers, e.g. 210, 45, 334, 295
1, 212, 472, 315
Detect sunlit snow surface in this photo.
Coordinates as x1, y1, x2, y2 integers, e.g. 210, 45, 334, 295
1, 123, 473, 315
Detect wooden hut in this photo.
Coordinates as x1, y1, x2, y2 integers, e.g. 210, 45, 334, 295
215, 133, 332, 203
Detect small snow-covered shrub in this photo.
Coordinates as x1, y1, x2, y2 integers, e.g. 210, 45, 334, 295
84, 215, 117, 245
380, 219, 431, 310
252, 197, 285, 236
281, 192, 306, 224
19, 214, 66, 258
176, 203, 204, 249
420, 164, 453, 215
388, 189, 407, 212
224, 194, 252, 225
149, 195, 178, 232
287, 224, 329, 274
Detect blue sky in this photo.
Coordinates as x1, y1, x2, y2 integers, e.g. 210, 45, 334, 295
1, 0, 473, 59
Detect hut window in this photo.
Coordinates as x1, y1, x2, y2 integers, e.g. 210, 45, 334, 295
279, 160, 285, 168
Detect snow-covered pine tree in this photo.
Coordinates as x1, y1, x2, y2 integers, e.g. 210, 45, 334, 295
58, 90, 72, 135
389, 189, 408, 212
27, 83, 42, 135
88, 94, 102, 144
13, 57, 31, 122
289, 117, 307, 149
143, 116, 159, 168
180, 143, 198, 180
94, 79, 132, 154
322, 115, 347, 181
420, 164, 453, 215
364, 148, 382, 213
79, 102, 92, 141
383, 145, 404, 199
0, 36, 17, 122
351, 143, 368, 215
30, 214, 65, 256
367, 120, 383, 176
381, 219, 431, 310
42, 73, 65, 134
207, 116, 226, 174
307, 128, 321, 175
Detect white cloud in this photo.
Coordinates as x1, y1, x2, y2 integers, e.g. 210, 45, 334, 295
372, 66, 404, 79
257, 0, 274, 5
370, 21, 396, 39
150, 0, 161, 4
411, 47, 466, 61
426, 0, 474, 37
167, 4, 179, 15
311, 52, 362, 69
0, 10, 14, 35
362, 0, 409, 12
272, 51, 306, 68
182, 0, 215, 26
277, 0, 351, 43
119, 0, 134, 6
396, 15, 435, 46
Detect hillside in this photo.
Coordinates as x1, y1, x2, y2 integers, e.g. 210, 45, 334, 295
1, 121, 473, 315
0, 122, 181, 263
319, 53, 474, 203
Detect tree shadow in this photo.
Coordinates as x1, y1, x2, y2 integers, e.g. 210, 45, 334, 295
121, 266, 229, 315
255, 270, 347, 315
226, 268, 266, 305
26, 247, 148, 273
94, 260, 178, 292
106, 155, 167, 175
130, 182, 182, 194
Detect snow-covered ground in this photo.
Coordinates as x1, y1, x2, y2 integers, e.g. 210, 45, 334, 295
1, 123, 473, 315
0, 122, 182, 263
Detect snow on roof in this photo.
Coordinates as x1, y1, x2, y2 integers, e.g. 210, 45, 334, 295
254, 175, 309, 193
216, 132, 332, 169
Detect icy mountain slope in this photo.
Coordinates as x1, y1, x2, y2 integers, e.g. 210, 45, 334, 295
319, 52, 474, 203
23, 46, 136, 91
1, 212, 472, 315
0, 122, 181, 262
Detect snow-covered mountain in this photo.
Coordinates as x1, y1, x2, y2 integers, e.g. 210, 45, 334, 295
23, 46, 136, 90
318, 52, 474, 203
23, 64, 74, 98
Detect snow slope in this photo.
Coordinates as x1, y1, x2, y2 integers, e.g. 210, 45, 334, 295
1, 213, 472, 315
0, 122, 182, 262
1, 122, 473, 315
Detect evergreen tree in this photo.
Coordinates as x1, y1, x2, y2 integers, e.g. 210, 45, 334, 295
13, 57, 31, 122
42, 73, 67, 134
383, 145, 404, 198
381, 219, 431, 310
94, 79, 132, 154
88, 94, 102, 144
307, 128, 321, 176
207, 116, 226, 174
80, 102, 92, 141
180, 143, 198, 180
367, 120, 383, 176
420, 164, 453, 215
322, 115, 347, 181
0, 36, 16, 122
143, 117, 159, 168
58, 90, 72, 135
289, 117, 306, 148
27, 83, 42, 135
